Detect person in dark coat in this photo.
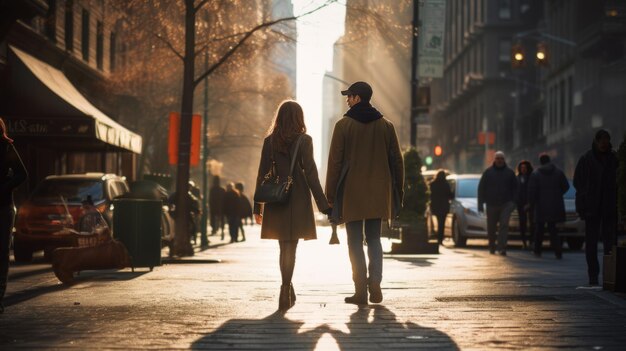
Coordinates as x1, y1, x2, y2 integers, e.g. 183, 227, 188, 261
528, 154, 569, 259
326, 81, 404, 305
254, 100, 330, 311
235, 182, 252, 242
478, 151, 517, 255
573, 129, 619, 286
0, 117, 27, 313
516, 160, 534, 249
209, 176, 226, 239
429, 170, 453, 245
222, 183, 241, 244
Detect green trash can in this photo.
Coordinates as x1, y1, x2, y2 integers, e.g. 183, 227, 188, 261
113, 199, 162, 271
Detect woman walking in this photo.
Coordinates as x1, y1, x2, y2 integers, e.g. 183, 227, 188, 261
254, 101, 330, 311
0, 117, 27, 313
429, 170, 453, 245
516, 160, 534, 249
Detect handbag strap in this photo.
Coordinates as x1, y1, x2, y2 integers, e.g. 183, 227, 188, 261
288, 135, 304, 178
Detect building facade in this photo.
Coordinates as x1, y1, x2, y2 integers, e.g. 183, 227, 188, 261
515, 0, 626, 175
0, 0, 142, 200
430, 0, 542, 173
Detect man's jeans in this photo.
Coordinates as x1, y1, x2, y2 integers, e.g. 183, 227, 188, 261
486, 202, 515, 252
346, 219, 383, 293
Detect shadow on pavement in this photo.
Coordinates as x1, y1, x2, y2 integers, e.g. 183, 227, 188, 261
73, 270, 149, 282
191, 311, 328, 350
3, 283, 68, 308
328, 305, 459, 350
191, 306, 458, 350
388, 256, 437, 267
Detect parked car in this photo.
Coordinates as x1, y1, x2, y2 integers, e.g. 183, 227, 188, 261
12, 173, 129, 262
120, 180, 175, 246
430, 174, 585, 249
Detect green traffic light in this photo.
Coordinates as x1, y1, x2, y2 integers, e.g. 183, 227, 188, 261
425, 156, 433, 166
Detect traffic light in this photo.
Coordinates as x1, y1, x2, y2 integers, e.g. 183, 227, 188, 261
425, 156, 433, 166
511, 42, 526, 68
536, 42, 549, 67
434, 145, 443, 157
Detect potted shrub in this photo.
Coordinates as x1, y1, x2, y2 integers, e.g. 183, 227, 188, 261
391, 149, 438, 254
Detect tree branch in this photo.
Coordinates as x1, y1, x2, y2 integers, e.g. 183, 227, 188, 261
193, 0, 336, 86
154, 33, 184, 61
194, 0, 212, 14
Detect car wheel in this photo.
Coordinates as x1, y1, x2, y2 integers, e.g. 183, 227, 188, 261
566, 237, 584, 250
13, 243, 33, 263
452, 218, 467, 247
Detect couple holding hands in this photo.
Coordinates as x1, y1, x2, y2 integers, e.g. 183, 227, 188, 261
253, 81, 403, 311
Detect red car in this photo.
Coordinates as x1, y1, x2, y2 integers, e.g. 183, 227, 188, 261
12, 173, 129, 262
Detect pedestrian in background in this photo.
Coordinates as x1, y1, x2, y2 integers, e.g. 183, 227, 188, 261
235, 182, 252, 242
429, 170, 453, 245
223, 183, 241, 243
209, 176, 225, 239
326, 81, 404, 305
516, 160, 534, 249
574, 129, 619, 286
528, 154, 569, 259
254, 100, 330, 311
478, 151, 517, 256
0, 117, 27, 314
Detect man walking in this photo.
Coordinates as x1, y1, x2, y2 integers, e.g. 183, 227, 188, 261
209, 176, 226, 239
574, 129, 619, 286
478, 151, 517, 255
528, 154, 569, 259
326, 81, 404, 305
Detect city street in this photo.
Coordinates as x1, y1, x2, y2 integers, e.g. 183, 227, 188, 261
2, 225, 626, 350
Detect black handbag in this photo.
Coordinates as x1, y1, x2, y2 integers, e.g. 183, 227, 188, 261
254, 135, 304, 204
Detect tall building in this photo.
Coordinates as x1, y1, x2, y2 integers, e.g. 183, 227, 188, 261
513, 0, 626, 175
0, 0, 142, 198
327, 0, 413, 147
430, 0, 541, 173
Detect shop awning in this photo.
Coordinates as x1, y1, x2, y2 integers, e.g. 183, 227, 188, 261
6, 46, 142, 154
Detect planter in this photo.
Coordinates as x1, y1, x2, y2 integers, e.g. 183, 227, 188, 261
603, 246, 626, 293
390, 218, 439, 254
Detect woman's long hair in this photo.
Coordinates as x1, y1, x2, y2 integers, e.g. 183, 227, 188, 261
267, 100, 306, 153
0, 117, 13, 143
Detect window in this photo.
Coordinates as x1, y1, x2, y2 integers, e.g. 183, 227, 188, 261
559, 80, 565, 126
81, 9, 90, 62
567, 76, 573, 122
45, 0, 57, 42
499, 0, 511, 19
64, 0, 74, 51
96, 21, 103, 70
498, 39, 511, 62
110, 32, 116, 72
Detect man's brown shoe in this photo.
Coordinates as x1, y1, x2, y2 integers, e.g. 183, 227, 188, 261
344, 294, 368, 305
368, 282, 383, 303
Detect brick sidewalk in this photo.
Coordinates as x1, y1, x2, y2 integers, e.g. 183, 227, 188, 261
2, 224, 626, 350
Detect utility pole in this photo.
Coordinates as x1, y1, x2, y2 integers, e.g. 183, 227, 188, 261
410, 0, 419, 147
200, 10, 210, 249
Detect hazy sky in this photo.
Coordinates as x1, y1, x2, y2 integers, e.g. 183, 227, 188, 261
292, 0, 346, 165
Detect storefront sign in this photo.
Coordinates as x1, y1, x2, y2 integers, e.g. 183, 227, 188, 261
5, 118, 94, 137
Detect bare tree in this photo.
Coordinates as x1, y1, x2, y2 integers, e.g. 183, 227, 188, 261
110, 0, 334, 256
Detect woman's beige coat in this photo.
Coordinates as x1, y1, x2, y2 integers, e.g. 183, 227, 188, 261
254, 134, 329, 240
